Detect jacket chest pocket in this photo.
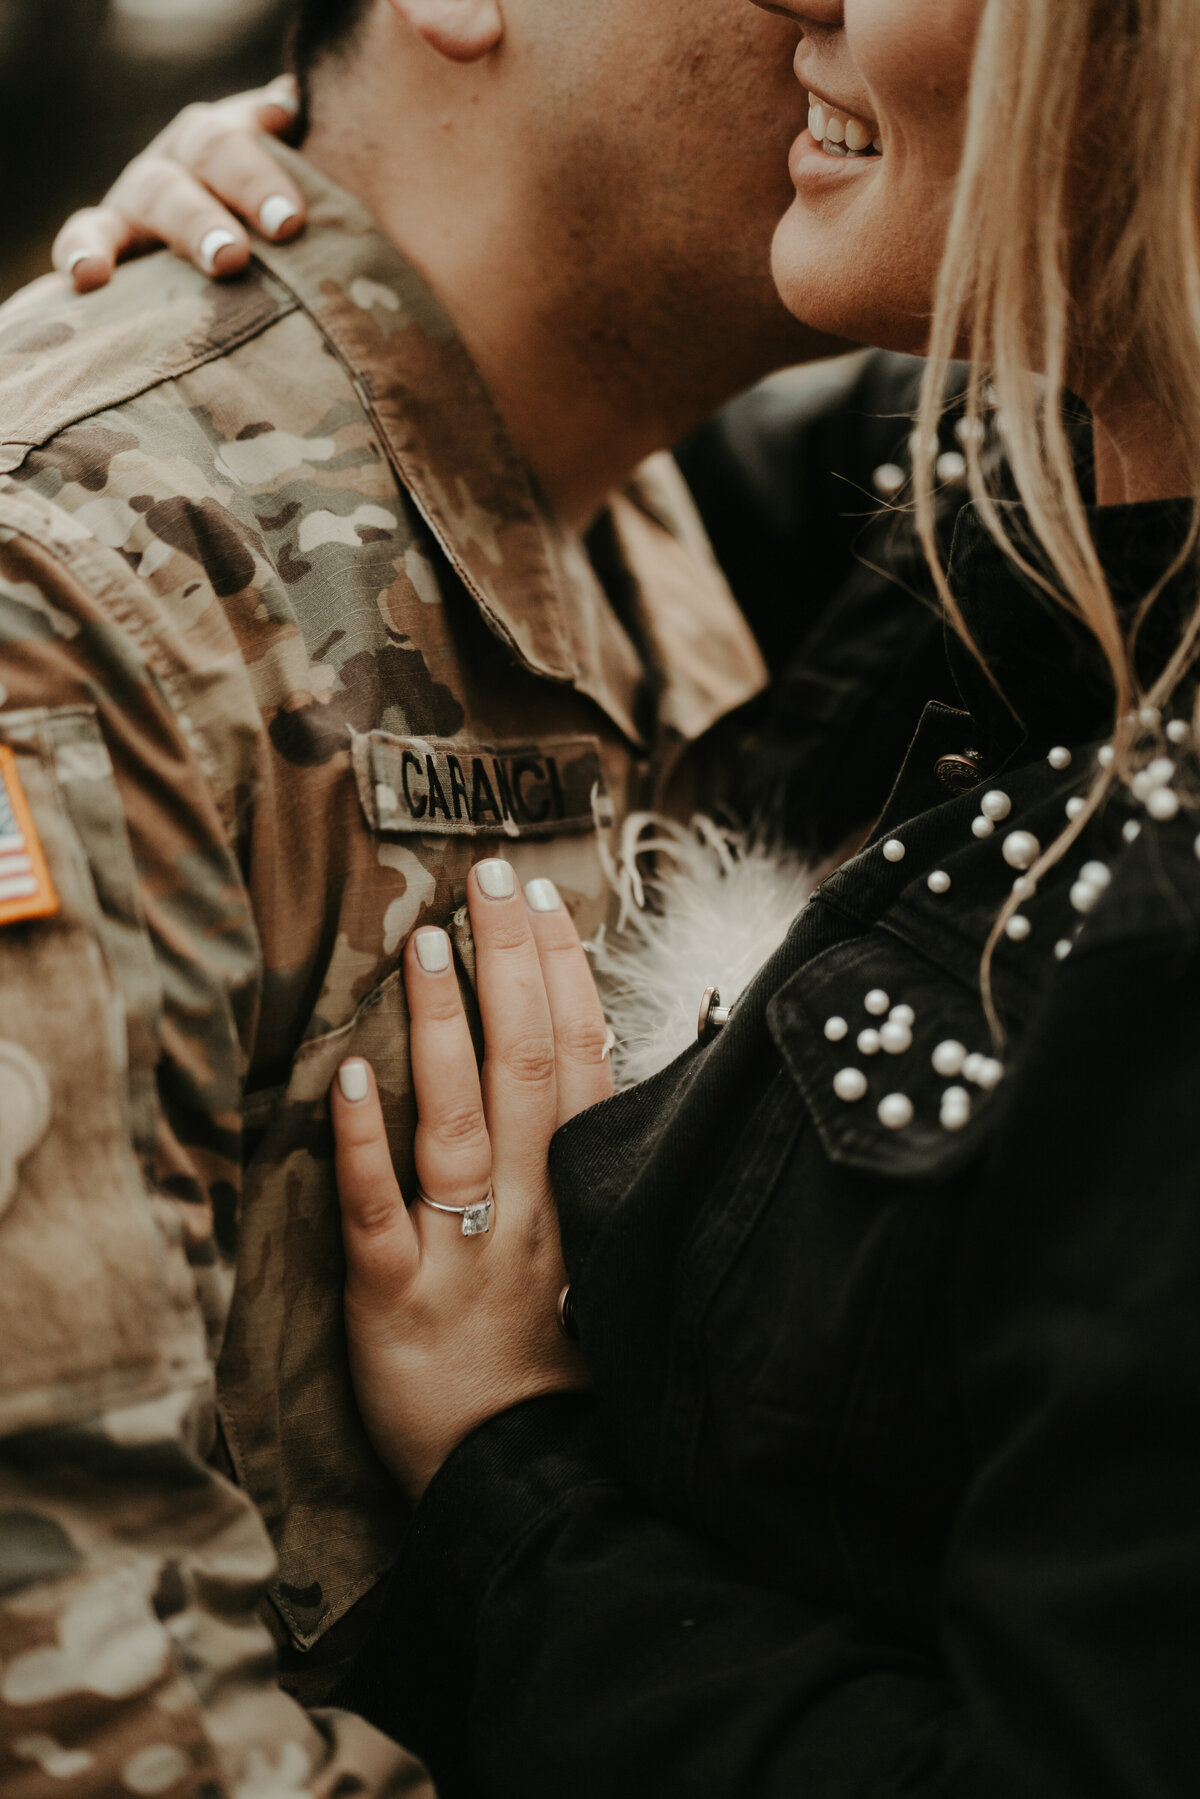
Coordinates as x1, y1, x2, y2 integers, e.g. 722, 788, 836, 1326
766, 919, 1029, 1181
218, 963, 425, 1652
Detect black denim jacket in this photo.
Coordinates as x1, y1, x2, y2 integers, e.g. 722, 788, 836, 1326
341, 371, 1200, 1799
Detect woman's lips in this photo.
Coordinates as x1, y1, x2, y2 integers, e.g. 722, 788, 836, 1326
788, 123, 882, 191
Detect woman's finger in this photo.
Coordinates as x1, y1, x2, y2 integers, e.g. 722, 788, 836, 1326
156, 99, 305, 243
525, 879, 614, 1126
332, 1057, 418, 1298
468, 861, 559, 1189
104, 156, 252, 276
251, 76, 302, 140
403, 926, 493, 1218
52, 208, 143, 292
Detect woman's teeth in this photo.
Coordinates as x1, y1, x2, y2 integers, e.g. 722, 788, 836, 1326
808, 95, 882, 159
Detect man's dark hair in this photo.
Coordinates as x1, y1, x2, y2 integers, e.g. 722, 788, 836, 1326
288, 0, 374, 109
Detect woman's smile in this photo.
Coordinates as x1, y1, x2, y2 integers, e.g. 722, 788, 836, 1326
803, 84, 882, 157
770, 0, 985, 356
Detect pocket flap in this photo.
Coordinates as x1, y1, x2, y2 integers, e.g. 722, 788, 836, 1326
767, 925, 1020, 1183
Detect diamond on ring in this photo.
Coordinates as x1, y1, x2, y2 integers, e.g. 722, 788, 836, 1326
416, 1186, 494, 1236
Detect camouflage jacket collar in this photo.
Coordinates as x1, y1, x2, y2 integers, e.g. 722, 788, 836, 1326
254, 145, 765, 750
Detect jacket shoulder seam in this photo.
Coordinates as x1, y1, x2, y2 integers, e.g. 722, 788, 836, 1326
0, 288, 302, 477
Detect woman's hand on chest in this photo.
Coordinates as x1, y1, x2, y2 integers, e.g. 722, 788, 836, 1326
330, 861, 613, 1503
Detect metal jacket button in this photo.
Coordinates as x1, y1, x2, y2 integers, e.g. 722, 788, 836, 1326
698, 985, 731, 1042
934, 750, 985, 794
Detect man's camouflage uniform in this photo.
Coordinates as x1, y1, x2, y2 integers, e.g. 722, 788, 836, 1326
0, 146, 765, 1795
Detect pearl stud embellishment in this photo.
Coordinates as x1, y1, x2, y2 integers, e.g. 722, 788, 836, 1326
980, 790, 1012, 821
1147, 788, 1179, 821
834, 1068, 868, 1102
883, 839, 906, 862
932, 1039, 966, 1077
927, 870, 951, 893
864, 989, 890, 1016
1001, 830, 1040, 871
824, 1016, 848, 1042
878, 1093, 915, 1130
940, 1086, 971, 1132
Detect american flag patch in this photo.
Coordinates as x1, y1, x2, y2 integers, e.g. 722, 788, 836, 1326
0, 746, 58, 926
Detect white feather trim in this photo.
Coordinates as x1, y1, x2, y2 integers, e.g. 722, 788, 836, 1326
587, 814, 817, 1090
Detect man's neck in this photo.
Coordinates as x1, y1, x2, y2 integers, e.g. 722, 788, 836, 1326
301, 62, 806, 533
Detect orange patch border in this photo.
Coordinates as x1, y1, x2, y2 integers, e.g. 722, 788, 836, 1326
0, 745, 60, 927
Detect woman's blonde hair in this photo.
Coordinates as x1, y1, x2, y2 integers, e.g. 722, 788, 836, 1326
913, 0, 1200, 1032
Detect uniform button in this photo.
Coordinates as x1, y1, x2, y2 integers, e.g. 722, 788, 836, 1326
934, 750, 985, 794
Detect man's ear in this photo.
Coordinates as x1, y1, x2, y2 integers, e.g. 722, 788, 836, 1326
386, 0, 504, 63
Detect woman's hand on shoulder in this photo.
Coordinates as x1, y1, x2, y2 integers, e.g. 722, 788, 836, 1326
330, 862, 613, 1504
53, 78, 305, 293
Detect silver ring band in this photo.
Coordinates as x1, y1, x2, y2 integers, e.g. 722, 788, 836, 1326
415, 1185, 493, 1237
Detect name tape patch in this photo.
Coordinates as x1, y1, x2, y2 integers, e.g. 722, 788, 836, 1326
353, 732, 613, 839
0, 746, 59, 927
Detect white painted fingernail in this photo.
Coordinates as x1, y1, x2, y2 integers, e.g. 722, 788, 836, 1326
198, 228, 238, 275
266, 82, 300, 117
415, 927, 450, 972
259, 194, 300, 237
337, 1059, 369, 1103
66, 249, 96, 276
526, 878, 560, 913
476, 858, 514, 899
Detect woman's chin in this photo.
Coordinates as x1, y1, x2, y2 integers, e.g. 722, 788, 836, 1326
769, 202, 929, 360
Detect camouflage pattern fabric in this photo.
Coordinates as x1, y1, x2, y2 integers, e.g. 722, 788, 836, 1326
0, 144, 765, 1792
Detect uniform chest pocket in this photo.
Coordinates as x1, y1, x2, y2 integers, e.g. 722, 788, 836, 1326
0, 707, 179, 1435
766, 921, 1030, 1183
